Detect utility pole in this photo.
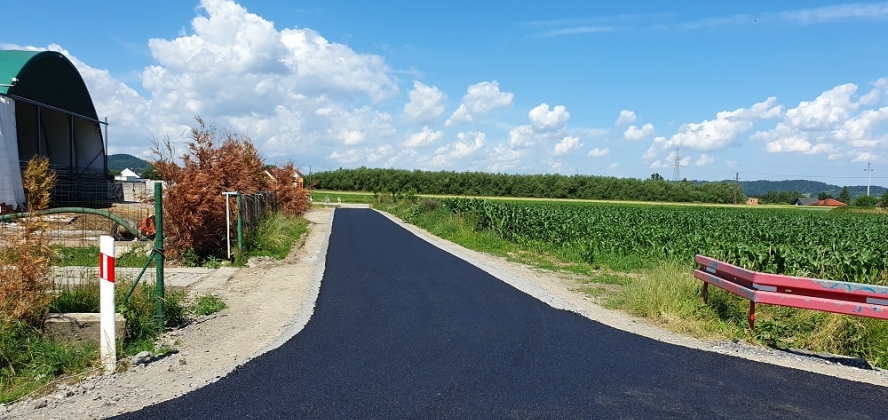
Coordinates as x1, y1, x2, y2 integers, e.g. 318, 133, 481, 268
734, 172, 740, 205
865, 163, 874, 196
672, 148, 682, 182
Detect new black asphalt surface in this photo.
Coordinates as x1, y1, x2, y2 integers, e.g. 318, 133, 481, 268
118, 208, 888, 419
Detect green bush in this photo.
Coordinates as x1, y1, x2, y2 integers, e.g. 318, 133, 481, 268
853, 194, 878, 208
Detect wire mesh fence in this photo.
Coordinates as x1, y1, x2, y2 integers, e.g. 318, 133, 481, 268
0, 178, 158, 288
225, 191, 278, 255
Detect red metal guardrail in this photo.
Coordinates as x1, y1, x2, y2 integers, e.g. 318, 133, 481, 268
693, 255, 888, 329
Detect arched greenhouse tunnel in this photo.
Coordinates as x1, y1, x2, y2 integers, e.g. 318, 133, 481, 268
0, 49, 110, 211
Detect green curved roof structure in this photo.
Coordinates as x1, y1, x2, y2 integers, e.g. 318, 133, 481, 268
0, 50, 109, 208
0, 50, 99, 120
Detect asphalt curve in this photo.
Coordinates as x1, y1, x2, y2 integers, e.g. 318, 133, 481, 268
118, 208, 888, 419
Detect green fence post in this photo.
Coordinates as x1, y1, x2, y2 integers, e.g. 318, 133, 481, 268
154, 182, 165, 330
236, 193, 244, 253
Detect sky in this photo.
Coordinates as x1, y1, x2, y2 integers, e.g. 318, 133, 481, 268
3, 0, 888, 186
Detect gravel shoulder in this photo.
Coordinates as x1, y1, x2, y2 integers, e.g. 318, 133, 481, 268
5, 205, 887, 418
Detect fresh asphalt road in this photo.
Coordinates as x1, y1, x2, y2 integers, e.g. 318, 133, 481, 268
118, 208, 888, 419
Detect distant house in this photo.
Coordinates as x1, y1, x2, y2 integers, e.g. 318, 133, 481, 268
794, 197, 819, 206
114, 168, 141, 182
264, 169, 304, 190
815, 198, 847, 207
746, 197, 759, 205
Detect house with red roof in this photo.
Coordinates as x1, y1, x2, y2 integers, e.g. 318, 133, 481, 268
815, 198, 847, 207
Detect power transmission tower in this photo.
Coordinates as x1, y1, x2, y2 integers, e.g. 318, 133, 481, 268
672, 148, 682, 182
734, 172, 740, 205
865, 163, 874, 196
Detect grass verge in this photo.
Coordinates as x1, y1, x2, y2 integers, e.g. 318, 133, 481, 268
377, 199, 888, 370
237, 212, 308, 263
53, 245, 153, 268
1, 280, 191, 404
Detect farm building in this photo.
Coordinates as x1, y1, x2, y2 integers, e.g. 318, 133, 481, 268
114, 168, 141, 182
0, 50, 110, 211
815, 198, 847, 207
746, 197, 759, 205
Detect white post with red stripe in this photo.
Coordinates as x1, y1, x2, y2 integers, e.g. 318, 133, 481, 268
99, 235, 116, 374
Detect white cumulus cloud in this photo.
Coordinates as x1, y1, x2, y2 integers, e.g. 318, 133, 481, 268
403, 126, 444, 148
529, 103, 570, 131
434, 132, 487, 163
753, 81, 888, 160
624, 123, 654, 141
694, 154, 714, 166
552, 136, 582, 156
446, 81, 513, 125
588, 147, 610, 157
508, 125, 536, 148
16, 0, 403, 165
404, 81, 446, 124
615, 109, 636, 126
645, 97, 783, 161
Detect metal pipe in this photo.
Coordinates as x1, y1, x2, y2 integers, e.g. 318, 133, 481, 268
154, 182, 165, 330
1, 93, 108, 125
236, 193, 243, 253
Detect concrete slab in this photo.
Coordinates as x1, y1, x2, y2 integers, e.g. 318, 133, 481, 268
188, 267, 237, 296
52, 267, 215, 289
44, 313, 126, 344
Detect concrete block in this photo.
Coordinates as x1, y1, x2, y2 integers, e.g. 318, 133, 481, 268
43, 313, 126, 344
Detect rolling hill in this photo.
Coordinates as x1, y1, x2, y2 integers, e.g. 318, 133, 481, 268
108, 154, 151, 173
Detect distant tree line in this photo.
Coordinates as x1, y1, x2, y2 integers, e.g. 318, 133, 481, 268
758, 190, 803, 204
312, 168, 745, 204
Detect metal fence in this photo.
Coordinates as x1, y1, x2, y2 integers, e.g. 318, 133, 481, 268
0, 178, 159, 300
223, 191, 278, 257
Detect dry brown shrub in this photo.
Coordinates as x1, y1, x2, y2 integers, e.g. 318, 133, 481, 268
268, 163, 311, 216
0, 156, 56, 327
151, 117, 272, 260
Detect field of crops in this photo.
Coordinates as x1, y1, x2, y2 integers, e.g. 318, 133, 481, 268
442, 198, 888, 284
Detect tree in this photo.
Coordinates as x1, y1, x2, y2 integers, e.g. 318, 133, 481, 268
649, 173, 664, 181
853, 195, 878, 208
881, 192, 888, 209
838, 186, 851, 204
817, 192, 833, 200
141, 165, 160, 180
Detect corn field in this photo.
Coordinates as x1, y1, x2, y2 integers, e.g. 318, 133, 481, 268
442, 198, 888, 284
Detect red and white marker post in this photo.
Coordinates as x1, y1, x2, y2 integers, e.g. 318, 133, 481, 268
99, 235, 116, 373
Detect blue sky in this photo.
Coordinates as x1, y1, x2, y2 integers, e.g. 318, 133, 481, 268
3, 0, 888, 186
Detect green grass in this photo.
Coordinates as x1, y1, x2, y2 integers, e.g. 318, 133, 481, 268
191, 295, 227, 316
239, 212, 309, 263
53, 245, 153, 268
377, 199, 888, 369
1, 280, 189, 404
0, 321, 99, 404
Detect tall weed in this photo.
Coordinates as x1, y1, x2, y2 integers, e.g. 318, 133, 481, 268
0, 156, 56, 328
